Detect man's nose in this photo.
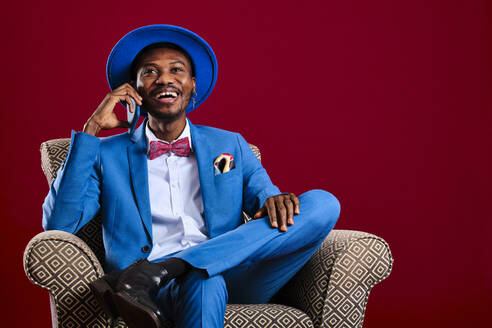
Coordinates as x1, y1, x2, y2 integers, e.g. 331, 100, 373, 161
155, 72, 174, 85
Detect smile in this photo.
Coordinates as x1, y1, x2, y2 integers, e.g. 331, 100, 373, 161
155, 91, 179, 104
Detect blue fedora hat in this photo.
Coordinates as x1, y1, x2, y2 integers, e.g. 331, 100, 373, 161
106, 24, 218, 115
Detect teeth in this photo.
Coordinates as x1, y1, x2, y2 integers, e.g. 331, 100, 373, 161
158, 91, 178, 98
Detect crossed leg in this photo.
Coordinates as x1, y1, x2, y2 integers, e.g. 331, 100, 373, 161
155, 189, 340, 328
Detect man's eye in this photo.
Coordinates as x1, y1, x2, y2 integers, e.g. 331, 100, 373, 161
171, 67, 184, 73
143, 68, 157, 74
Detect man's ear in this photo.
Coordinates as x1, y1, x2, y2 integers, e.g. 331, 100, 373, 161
192, 77, 196, 93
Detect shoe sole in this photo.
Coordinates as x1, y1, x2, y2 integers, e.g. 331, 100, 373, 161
112, 291, 161, 328
89, 278, 119, 319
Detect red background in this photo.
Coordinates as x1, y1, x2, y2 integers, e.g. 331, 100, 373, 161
1, 0, 490, 326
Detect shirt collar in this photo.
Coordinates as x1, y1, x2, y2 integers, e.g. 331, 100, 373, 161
145, 118, 193, 152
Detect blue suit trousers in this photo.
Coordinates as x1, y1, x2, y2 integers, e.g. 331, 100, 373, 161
154, 189, 340, 328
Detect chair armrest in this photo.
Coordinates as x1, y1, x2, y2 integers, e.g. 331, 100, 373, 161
23, 230, 110, 327
275, 229, 394, 328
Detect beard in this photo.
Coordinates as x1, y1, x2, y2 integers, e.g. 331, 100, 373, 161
147, 106, 185, 122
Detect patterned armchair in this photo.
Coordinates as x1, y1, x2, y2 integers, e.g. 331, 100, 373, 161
24, 138, 393, 328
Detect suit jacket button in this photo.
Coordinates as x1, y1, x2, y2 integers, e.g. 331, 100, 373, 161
142, 245, 151, 253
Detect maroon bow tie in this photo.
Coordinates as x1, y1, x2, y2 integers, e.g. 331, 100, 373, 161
148, 137, 191, 159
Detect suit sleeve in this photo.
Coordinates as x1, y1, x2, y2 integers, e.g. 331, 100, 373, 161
236, 133, 281, 217
42, 130, 102, 234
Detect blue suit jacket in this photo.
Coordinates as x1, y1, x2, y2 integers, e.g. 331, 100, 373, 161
42, 119, 280, 272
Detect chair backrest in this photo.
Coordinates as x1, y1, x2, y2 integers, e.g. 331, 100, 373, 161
41, 137, 262, 264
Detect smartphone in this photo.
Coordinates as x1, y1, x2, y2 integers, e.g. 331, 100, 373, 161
126, 82, 141, 134
126, 97, 140, 134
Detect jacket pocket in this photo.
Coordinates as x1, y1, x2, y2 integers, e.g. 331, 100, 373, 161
214, 168, 240, 180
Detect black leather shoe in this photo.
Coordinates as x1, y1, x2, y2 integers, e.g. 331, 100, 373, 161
88, 259, 147, 319
113, 290, 164, 328
112, 259, 169, 328
89, 270, 121, 319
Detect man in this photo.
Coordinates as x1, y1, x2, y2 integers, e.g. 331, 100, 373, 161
42, 25, 340, 328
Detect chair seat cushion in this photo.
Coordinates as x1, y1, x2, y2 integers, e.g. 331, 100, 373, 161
225, 304, 314, 328
113, 303, 314, 328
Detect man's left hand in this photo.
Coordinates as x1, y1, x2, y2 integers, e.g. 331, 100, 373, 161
253, 193, 300, 232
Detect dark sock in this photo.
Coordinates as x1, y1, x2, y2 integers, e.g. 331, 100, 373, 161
157, 257, 189, 279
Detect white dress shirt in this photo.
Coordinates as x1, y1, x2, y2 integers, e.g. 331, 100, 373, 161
145, 119, 209, 261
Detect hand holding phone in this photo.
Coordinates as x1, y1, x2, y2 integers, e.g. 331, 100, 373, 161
83, 82, 143, 136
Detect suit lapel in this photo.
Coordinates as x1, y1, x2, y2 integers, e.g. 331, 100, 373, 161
127, 121, 153, 240
126, 119, 216, 241
189, 120, 215, 234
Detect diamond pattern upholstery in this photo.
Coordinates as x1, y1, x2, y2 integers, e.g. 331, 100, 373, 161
24, 138, 393, 327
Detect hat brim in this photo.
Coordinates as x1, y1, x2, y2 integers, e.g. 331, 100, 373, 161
106, 25, 218, 114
